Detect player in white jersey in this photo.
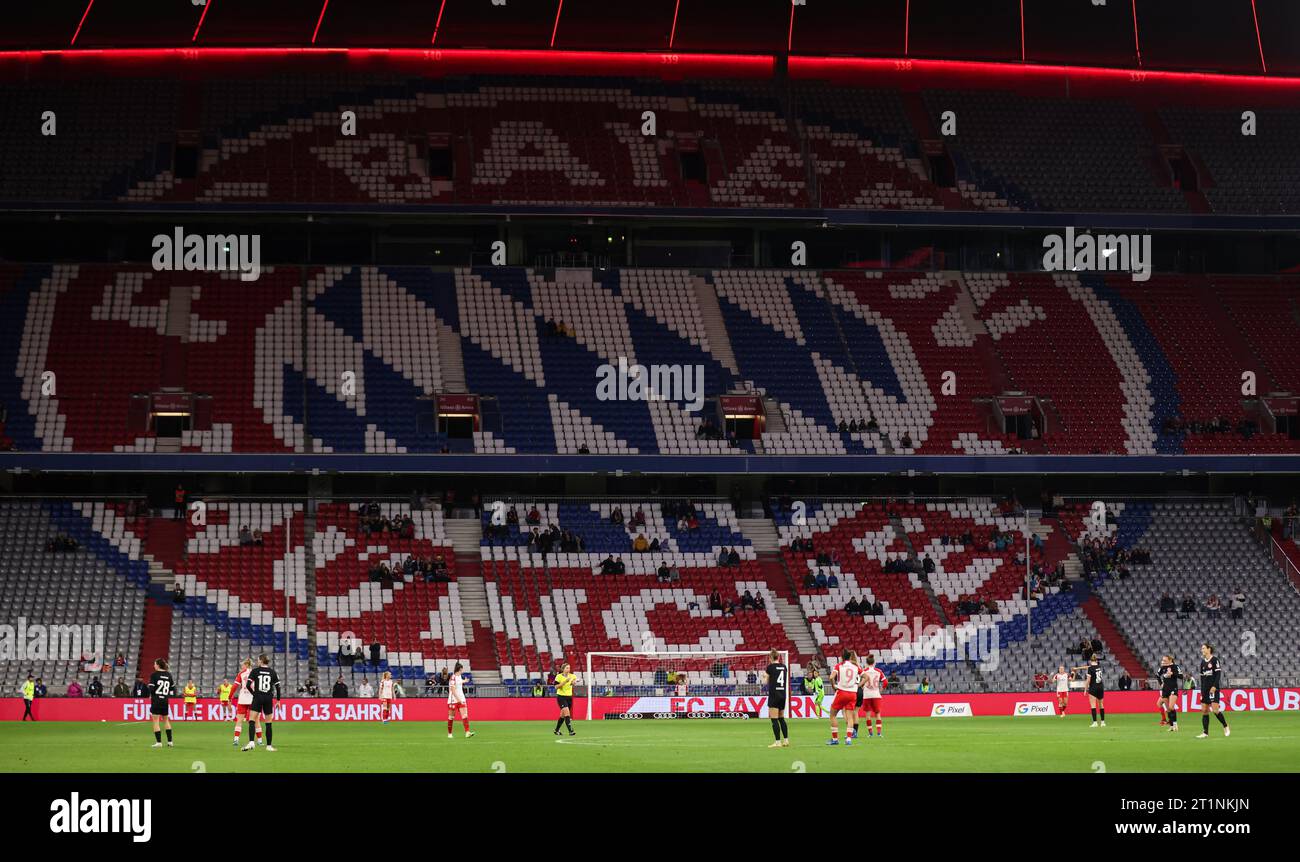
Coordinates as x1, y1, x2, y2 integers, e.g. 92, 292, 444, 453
1049, 665, 1071, 716
446, 662, 474, 739
378, 671, 397, 724
826, 649, 860, 746
231, 659, 262, 747
856, 655, 887, 738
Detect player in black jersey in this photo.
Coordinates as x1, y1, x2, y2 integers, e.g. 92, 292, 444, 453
1072, 655, 1106, 727
1197, 643, 1230, 738
147, 658, 176, 748
242, 654, 282, 752
761, 648, 790, 749
1157, 655, 1182, 732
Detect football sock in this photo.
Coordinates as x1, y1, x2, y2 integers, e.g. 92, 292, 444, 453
165, 729, 172, 742
1215, 712, 1227, 727
448, 719, 454, 735
1203, 714, 1211, 733
1169, 709, 1177, 724
1090, 708, 1097, 722
154, 731, 161, 742
265, 724, 272, 745
555, 717, 565, 732
771, 719, 782, 741
564, 716, 573, 732
1099, 709, 1105, 721
779, 717, 789, 739
461, 717, 471, 732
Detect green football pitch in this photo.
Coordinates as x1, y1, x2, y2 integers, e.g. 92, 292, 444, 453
2, 713, 1298, 773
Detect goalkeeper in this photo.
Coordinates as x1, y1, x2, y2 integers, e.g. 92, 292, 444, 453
804, 667, 826, 717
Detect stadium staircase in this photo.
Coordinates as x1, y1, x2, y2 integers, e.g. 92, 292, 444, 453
303, 500, 319, 685
1078, 593, 1146, 680
135, 516, 187, 677
739, 517, 821, 665
436, 319, 467, 392
445, 517, 500, 682
692, 278, 740, 376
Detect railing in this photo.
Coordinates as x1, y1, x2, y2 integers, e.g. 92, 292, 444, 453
1268, 532, 1300, 598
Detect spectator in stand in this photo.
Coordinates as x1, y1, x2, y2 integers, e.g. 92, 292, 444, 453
131, 678, 147, 698
66, 680, 83, 698
1117, 670, 1132, 691
577, 442, 590, 454
113, 678, 129, 697
532, 680, 544, 698
632, 534, 649, 553
1230, 590, 1245, 619
1205, 594, 1222, 619
88, 677, 103, 698
332, 676, 349, 698
922, 554, 935, 576
815, 569, 828, 589
918, 676, 932, 694
527, 505, 541, 525
740, 590, 756, 611
870, 598, 884, 616
728, 547, 740, 566
826, 571, 839, 589
708, 590, 723, 612
114, 652, 127, 671
845, 597, 861, 616
171, 582, 186, 607
357, 678, 374, 699
174, 484, 186, 520
717, 547, 731, 566
609, 506, 625, 526
1180, 595, 1197, 615
657, 562, 671, 582
631, 507, 646, 528
803, 570, 817, 590
239, 525, 253, 546
899, 430, 913, 449
1159, 592, 1176, 613
754, 593, 766, 611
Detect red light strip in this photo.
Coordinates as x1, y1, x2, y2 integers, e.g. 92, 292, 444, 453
432, 0, 448, 45
311, 0, 330, 45
1130, 0, 1142, 68
787, 2, 795, 54
1250, 0, 1268, 74
70, 0, 96, 47
2, 48, 1298, 93
193, 0, 214, 44
551, 0, 564, 48
669, 0, 681, 50
788, 54, 1300, 91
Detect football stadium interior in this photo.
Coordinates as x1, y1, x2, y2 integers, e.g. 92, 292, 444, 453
1, 1, 1299, 781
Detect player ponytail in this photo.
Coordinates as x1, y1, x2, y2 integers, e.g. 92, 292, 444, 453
769, 648, 780, 663
453, 662, 464, 674
154, 658, 168, 671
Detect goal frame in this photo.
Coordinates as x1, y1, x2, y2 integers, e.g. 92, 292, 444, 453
584, 650, 789, 720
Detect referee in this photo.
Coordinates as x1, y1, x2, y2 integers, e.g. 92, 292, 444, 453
20, 674, 35, 721
552, 662, 578, 736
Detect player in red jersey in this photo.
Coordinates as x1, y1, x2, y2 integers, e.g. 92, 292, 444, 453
446, 662, 474, 739
230, 658, 261, 748
378, 671, 397, 724
826, 649, 860, 746
856, 655, 887, 738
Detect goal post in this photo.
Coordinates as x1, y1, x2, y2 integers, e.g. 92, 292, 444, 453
585, 650, 789, 720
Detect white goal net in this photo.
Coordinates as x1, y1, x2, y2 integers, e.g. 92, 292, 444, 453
585, 650, 788, 720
